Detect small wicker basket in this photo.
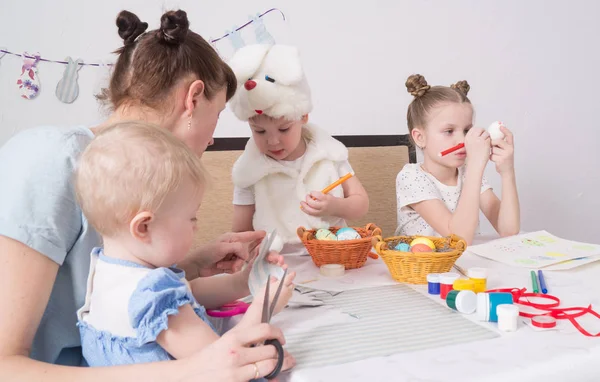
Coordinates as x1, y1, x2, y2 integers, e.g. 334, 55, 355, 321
372, 234, 467, 284
297, 223, 381, 269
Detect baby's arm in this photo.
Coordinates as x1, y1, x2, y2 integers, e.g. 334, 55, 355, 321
156, 304, 219, 359
232, 204, 255, 232
190, 272, 250, 310
410, 166, 485, 245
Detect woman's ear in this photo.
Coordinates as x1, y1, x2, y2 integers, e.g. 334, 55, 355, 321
301, 114, 309, 124
411, 128, 426, 149
185, 80, 206, 116
130, 211, 154, 243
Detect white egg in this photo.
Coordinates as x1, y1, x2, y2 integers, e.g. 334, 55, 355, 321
487, 121, 505, 140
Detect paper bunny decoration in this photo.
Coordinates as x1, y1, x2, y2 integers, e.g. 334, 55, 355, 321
55, 57, 83, 104
251, 14, 275, 45
17, 52, 41, 100
227, 26, 246, 51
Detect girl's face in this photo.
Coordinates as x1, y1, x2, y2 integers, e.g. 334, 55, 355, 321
414, 102, 473, 167
249, 115, 308, 161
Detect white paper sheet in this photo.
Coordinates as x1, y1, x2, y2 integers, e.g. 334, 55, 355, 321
467, 231, 600, 269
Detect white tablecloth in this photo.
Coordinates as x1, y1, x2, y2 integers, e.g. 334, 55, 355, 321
279, 234, 600, 382
218, 235, 600, 382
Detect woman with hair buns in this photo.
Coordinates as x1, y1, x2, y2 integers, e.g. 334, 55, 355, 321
395, 74, 520, 244
0, 9, 293, 381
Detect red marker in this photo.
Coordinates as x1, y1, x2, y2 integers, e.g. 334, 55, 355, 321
439, 143, 464, 157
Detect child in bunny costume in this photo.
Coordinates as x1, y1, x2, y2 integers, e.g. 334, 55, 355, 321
229, 44, 369, 255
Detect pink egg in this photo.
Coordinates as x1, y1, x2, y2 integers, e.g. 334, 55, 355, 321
411, 243, 433, 253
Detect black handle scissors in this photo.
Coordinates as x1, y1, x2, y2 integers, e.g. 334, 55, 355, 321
258, 267, 288, 380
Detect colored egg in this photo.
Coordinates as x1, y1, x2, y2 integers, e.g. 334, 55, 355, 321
410, 237, 436, 251
335, 227, 361, 240
411, 243, 434, 253
394, 242, 411, 252
315, 228, 337, 241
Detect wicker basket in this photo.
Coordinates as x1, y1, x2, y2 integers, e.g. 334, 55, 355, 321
297, 223, 381, 269
372, 234, 467, 284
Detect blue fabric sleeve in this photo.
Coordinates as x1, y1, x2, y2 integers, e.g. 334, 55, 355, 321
129, 268, 194, 344
0, 127, 91, 265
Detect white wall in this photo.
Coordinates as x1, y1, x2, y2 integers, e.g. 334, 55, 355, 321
1, 0, 599, 242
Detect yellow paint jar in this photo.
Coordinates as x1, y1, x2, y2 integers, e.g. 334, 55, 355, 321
453, 278, 476, 292
467, 267, 488, 293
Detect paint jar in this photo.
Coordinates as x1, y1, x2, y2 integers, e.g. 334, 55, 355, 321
468, 267, 488, 293
477, 292, 514, 322
497, 304, 519, 332
427, 273, 441, 295
446, 290, 477, 314
453, 278, 476, 292
440, 272, 460, 300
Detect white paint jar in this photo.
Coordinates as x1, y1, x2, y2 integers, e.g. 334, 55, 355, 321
496, 304, 519, 332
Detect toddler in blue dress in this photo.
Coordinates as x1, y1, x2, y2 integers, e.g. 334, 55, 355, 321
75, 122, 295, 366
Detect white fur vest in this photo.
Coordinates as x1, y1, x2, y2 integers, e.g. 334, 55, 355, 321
232, 124, 348, 244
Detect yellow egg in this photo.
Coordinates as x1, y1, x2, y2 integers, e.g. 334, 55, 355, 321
410, 237, 436, 250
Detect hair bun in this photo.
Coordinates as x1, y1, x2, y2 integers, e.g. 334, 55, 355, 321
406, 74, 430, 98
159, 10, 189, 45
116, 11, 148, 45
451, 80, 470, 96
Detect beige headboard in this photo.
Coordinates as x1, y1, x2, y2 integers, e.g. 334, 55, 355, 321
192, 135, 414, 251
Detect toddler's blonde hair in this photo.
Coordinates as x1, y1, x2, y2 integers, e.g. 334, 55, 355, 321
75, 121, 208, 237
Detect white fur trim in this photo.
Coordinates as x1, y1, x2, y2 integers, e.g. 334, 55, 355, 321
228, 44, 312, 121
232, 124, 347, 244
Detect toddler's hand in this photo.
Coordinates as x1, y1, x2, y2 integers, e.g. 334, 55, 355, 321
241, 244, 287, 280
300, 192, 336, 217
244, 272, 296, 325
465, 127, 491, 170
490, 126, 515, 175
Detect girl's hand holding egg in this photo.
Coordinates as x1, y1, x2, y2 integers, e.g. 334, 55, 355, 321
487, 121, 515, 175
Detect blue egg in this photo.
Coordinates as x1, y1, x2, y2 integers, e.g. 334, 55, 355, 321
394, 243, 411, 252
336, 227, 361, 240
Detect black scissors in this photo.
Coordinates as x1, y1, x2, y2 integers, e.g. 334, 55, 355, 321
258, 267, 288, 380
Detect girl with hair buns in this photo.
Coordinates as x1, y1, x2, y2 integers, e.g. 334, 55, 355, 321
395, 74, 520, 244
0, 9, 294, 381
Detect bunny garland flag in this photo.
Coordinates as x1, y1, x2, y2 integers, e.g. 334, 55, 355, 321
55, 57, 83, 103
17, 52, 41, 100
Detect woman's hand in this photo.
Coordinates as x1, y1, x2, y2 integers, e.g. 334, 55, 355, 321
179, 323, 296, 382
181, 231, 268, 278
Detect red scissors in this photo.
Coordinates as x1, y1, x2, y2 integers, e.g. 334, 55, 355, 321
206, 300, 250, 318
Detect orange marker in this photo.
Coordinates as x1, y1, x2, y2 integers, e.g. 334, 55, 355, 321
301, 173, 354, 208
321, 172, 353, 194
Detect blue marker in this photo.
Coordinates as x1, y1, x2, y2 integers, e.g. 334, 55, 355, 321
538, 270, 548, 294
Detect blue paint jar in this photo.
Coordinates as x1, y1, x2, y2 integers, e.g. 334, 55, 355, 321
427, 273, 441, 295
477, 292, 514, 322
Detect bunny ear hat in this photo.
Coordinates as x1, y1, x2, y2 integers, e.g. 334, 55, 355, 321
228, 44, 312, 122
